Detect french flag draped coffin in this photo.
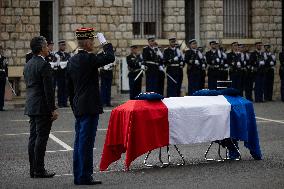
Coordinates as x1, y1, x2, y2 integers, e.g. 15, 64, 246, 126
100, 95, 262, 171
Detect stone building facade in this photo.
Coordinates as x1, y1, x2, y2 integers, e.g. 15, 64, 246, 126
0, 0, 283, 99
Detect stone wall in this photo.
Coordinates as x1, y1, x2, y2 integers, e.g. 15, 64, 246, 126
199, 0, 223, 47
0, 0, 40, 95
251, 0, 282, 99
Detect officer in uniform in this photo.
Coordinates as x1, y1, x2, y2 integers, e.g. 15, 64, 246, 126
163, 37, 184, 97
142, 37, 164, 94
45, 41, 59, 93
205, 41, 221, 90
154, 42, 165, 95
197, 47, 207, 89
55, 40, 70, 107
239, 44, 253, 101
250, 42, 266, 102
279, 49, 284, 102
184, 39, 206, 95
227, 42, 243, 95
126, 45, 144, 99
100, 58, 115, 107
263, 44, 276, 101
67, 28, 115, 185
218, 45, 229, 81
0, 46, 8, 111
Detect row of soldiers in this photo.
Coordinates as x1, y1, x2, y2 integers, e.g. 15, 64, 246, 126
26, 40, 115, 108
127, 37, 284, 102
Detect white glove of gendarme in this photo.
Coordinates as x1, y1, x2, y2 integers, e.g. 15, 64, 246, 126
202, 64, 206, 68
174, 56, 179, 61
141, 65, 146, 70
159, 65, 164, 71
97, 33, 107, 45
224, 64, 228, 68
179, 61, 184, 66
195, 60, 200, 65
270, 61, 274, 66
103, 64, 110, 70
243, 61, 246, 65
259, 60, 265, 66
216, 58, 220, 63
237, 62, 241, 68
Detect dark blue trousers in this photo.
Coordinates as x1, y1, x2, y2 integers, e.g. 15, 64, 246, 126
264, 68, 274, 101
56, 74, 68, 107
188, 73, 202, 96
128, 73, 142, 100
254, 73, 265, 102
157, 71, 165, 96
100, 71, 113, 106
73, 115, 99, 184
208, 69, 218, 90
231, 72, 243, 96
0, 78, 6, 109
167, 69, 182, 97
244, 72, 254, 101
146, 71, 160, 94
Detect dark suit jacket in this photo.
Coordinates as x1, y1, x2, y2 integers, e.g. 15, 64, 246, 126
24, 55, 56, 115
67, 43, 115, 116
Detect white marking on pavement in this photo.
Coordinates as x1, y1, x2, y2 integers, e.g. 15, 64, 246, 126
256, 117, 284, 124
10, 119, 29, 122
46, 148, 96, 153
49, 133, 73, 150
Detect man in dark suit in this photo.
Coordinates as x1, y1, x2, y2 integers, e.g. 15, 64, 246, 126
23, 36, 58, 178
206, 41, 221, 90
67, 28, 115, 185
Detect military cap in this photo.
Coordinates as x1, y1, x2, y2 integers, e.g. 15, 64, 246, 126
238, 44, 244, 48
147, 36, 155, 41
264, 44, 271, 48
255, 42, 262, 45
58, 40, 66, 44
130, 45, 138, 48
188, 39, 197, 45
209, 40, 216, 45
47, 40, 54, 45
168, 37, 176, 41
75, 27, 96, 40
231, 41, 238, 45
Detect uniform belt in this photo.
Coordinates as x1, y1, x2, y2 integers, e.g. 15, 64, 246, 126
168, 64, 180, 67
145, 61, 159, 65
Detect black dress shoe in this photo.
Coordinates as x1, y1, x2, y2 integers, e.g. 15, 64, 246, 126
34, 170, 55, 178
74, 179, 102, 185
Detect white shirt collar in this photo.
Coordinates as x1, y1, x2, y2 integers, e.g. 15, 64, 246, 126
38, 55, 45, 61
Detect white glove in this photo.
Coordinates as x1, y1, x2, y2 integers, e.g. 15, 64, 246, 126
270, 61, 274, 66
243, 61, 246, 65
237, 62, 241, 68
195, 60, 200, 65
174, 56, 179, 61
49, 62, 57, 69
202, 64, 206, 68
97, 33, 107, 45
103, 64, 110, 70
141, 65, 146, 70
157, 50, 163, 58
216, 58, 220, 63
224, 64, 228, 68
59, 61, 68, 69
159, 65, 164, 71
272, 55, 276, 61
179, 62, 184, 66
259, 61, 265, 66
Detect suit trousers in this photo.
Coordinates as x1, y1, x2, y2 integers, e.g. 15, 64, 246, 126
28, 115, 52, 174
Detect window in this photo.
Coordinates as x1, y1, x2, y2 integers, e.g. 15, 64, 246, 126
40, 1, 53, 41
132, 0, 162, 38
223, 0, 252, 38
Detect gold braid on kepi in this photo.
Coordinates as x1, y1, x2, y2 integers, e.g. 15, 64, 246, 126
75, 27, 95, 40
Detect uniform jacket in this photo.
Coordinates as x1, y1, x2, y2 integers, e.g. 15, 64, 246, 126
142, 46, 163, 73
23, 55, 56, 115
250, 50, 266, 73
67, 43, 115, 116
126, 53, 142, 77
